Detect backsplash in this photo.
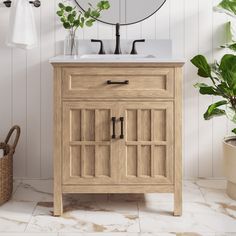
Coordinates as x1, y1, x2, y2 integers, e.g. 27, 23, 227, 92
0, 0, 231, 179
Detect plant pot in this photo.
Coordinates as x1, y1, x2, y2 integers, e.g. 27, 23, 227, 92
223, 136, 236, 200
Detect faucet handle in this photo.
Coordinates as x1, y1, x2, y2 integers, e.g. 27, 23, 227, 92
130, 39, 145, 55
91, 39, 105, 55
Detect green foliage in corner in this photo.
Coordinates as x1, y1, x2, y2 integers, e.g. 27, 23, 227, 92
191, 54, 236, 134
214, 0, 236, 17
220, 21, 236, 51
214, 0, 236, 52
57, 1, 110, 32
191, 0, 236, 135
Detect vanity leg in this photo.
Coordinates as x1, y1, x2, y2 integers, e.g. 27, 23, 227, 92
174, 66, 183, 217
174, 185, 182, 216
53, 67, 63, 217
54, 191, 63, 216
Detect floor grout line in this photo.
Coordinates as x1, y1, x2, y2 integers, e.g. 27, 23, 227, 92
2, 179, 236, 235
12, 180, 22, 196
137, 201, 141, 233
23, 201, 38, 233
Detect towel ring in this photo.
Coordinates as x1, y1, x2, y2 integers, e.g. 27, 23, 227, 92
3, 0, 41, 8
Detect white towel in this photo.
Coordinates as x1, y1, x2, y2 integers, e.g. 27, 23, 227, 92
6, 0, 37, 49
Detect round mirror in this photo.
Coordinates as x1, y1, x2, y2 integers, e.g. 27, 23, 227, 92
74, 0, 166, 26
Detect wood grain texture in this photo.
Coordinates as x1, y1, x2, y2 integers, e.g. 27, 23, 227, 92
119, 101, 174, 185
53, 66, 63, 216
62, 101, 118, 185
62, 67, 174, 99
174, 67, 183, 216
0, 0, 228, 180
63, 185, 174, 193
53, 63, 182, 216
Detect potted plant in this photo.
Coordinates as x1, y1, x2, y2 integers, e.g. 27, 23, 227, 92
191, 0, 236, 200
57, 1, 110, 55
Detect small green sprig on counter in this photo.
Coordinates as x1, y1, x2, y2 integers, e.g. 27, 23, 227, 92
57, 1, 110, 31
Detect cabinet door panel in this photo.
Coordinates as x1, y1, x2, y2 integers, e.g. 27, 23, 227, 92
63, 102, 118, 185
119, 102, 174, 184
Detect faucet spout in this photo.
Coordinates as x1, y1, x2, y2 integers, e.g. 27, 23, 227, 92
114, 23, 121, 54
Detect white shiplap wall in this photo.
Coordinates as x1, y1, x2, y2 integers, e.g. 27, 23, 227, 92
0, 0, 231, 179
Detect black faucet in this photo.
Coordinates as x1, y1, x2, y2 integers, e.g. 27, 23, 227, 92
114, 23, 121, 54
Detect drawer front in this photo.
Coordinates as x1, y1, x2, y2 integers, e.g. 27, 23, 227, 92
62, 67, 174, 99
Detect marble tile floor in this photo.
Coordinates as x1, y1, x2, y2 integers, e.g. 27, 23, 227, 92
0, 179, 236, 236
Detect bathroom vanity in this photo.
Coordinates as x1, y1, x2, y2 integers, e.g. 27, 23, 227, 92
50, 55, 184, 216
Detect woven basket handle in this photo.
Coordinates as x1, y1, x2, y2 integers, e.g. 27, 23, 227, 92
5, 125, 21, 154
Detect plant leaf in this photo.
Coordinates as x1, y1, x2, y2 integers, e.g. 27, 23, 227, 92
200, 87, 219, 95
214, 0, 236, 18
194, 83, 210, 88
63, 22, 71, 29
67, 14, 74, 23
232, 128, 236, 134
65, 6, 73, 12
219, 54, 236, 88
220, 21, 236, 51
204, 100, 228, 120
228, 43, 236, 51
86, 19, 95, 27
191, 55, 212, 78
57, 10, 63, 17
194, 83, 219, 95
91, 10, 100, 18
60, 17, 66, 23
226, 105, 236, 123
58, 3, 65, 9
84, 8, 91, 18
97, 1, 110, 10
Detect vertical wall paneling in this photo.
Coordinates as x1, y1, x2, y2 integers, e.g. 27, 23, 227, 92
212, 0, 228, 177
169, 0, 185, 175
0, 8, 12, 143
40, 0, 55, 178
184, 0, 199, 178
55, 0, 67, 55
141, 15, 156, 40
126, 22, 142, 40
26, 7, 41, 178
198, 0, 213, 177
170, 0, 185, 59
98, 22, 113, 40
156, 0, 170, 39
0, 0, 230, 179
12, 48, 27, 177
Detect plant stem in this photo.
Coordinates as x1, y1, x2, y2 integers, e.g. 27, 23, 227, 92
70, 29, 75, 55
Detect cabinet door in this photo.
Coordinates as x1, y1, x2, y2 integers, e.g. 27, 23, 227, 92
119, 102, 174, 184
62, 102, 119, 185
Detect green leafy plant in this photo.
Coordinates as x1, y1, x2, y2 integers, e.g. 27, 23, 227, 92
191, 0, 236, 135
57, 1, 110, 32
220, 21, 236, 51
213, 0, 236, 18
191, 54, 236, 135
57, 1, 110, 55
214, 0, 236, 51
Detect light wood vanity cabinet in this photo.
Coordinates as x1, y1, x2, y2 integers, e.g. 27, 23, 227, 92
52, 62, 184, 217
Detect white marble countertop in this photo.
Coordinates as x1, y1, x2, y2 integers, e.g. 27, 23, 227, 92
50, 55, 185, 64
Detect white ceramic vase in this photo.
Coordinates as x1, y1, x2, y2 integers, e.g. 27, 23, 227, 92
223, 136, 236, 200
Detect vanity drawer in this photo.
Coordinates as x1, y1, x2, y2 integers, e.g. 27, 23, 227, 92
62, 67, 174, 99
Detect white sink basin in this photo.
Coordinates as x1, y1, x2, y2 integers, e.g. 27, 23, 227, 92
80, 54, 156, 59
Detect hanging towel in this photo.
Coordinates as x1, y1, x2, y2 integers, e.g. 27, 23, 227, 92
6, 0, 37, 49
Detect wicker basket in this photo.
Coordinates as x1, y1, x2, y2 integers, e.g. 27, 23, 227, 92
0, 126, 20, 205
